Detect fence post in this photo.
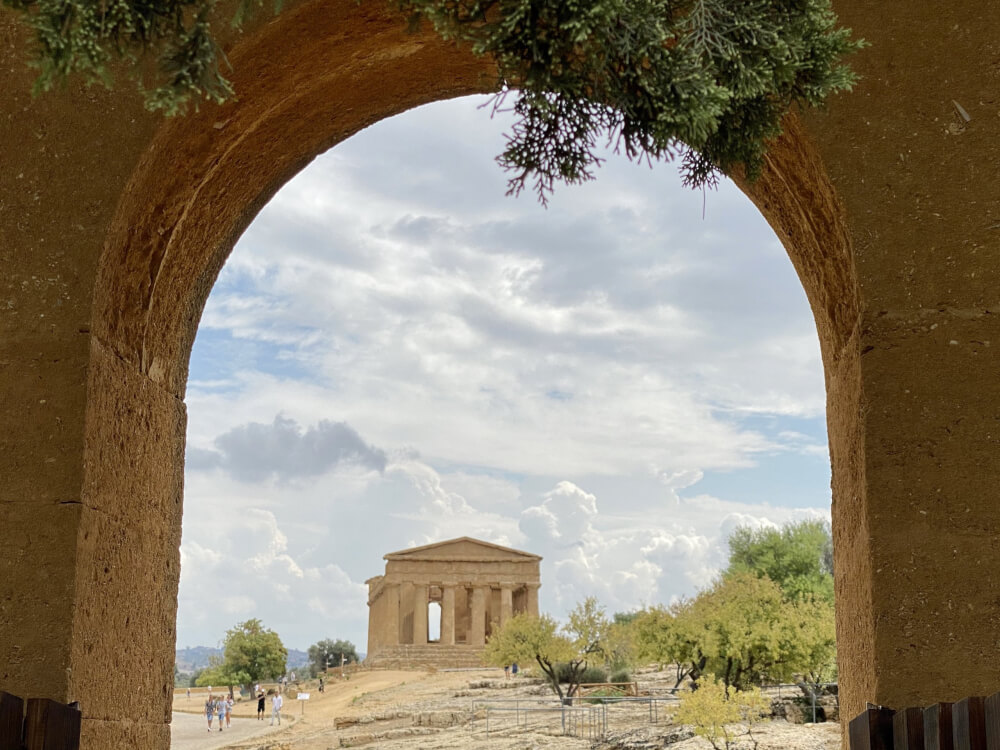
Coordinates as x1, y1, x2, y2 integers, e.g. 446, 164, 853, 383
0, 693, 24, 750
952, 696, 986, 750
24, 698, 81, 750
983, 692, 1000, 750
848, 706, 895, 750
893, 706, 925, 750
924, 702, 954, 750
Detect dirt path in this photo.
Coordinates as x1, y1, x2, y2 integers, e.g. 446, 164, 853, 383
173, 671, 432, 721
170, 712, 288, 750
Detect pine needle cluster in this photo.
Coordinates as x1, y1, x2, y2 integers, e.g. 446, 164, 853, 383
5, 0, 862, 196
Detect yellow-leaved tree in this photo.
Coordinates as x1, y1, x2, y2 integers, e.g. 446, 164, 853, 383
674, 675, 770, 750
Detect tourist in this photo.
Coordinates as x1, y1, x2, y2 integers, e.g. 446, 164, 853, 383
216, 696, 225, 731
205, 694, 215, 732
271, 690, 283, 725
512, 662, 519, 677
186, 687, 190, 700
503, 664, 510, 679
257, 690, 266, 720
225, 695, 233, 727
318, 676, 324, 693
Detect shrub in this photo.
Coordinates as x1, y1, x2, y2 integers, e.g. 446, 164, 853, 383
579, 666, 608, 684
675, 675, 770, 750
609, 669, 631, 684
546, 662, 607, 689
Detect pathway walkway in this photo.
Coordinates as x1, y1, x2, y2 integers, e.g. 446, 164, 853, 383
170, 711, 290, 750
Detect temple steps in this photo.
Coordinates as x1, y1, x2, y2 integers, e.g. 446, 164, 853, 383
365, 643, 486, 669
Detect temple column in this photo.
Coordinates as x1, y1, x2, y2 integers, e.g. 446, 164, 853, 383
399, 582, 414, 644
500, 586, 513, 626
526, 584, 539, 616
441, 586, 456, 645
470, 586, 487, 646
384, 584, 399, 646
413, 584, 429, 645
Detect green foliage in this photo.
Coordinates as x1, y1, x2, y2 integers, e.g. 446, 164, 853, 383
193, 656, 229, 687
609, 668, 631, 683
612, 611, 639, 626
726, 519, 834, 603
307, 638, 359, 677
675, 675, 770, 750
545, 662, 606, 692
199, 618, 288, 690
405, 0, 863, 199
565, 596, 610, 657
632, 572, 836, 692
579, 665, 608, 684
483, 612, 577, 698
7, 0, 234, 114
632, 600, 705, 687
6, 0, 861, 196
485, 598, 624, 700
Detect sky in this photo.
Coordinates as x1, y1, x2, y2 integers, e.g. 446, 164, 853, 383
175, 94, 832, 655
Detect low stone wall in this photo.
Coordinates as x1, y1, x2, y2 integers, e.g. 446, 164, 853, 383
364, 644, 485, 669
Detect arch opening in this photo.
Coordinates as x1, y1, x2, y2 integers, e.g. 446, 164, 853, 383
81, 0, 861, 744
174, 92, 848, 695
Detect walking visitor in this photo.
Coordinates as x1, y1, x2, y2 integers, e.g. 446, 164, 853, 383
271, 690, 283, 725
205, 695, 214, 732
257, 690, 266, 720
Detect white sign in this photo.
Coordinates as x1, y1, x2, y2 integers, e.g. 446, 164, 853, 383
296, 693, 310, 700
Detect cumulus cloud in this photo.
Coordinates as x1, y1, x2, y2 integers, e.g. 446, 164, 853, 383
176, 94, 833, 650
177, 507, 368, 649
190, 415, 387, 482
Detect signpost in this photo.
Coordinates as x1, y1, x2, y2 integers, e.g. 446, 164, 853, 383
296, 693, 310, 715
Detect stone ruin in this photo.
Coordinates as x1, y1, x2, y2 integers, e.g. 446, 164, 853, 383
365, 537, 541, 668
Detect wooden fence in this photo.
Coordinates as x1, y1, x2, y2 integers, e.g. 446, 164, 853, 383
576, 682, 640, 699
848, 694, 1000, 750
0, 692, 81, 750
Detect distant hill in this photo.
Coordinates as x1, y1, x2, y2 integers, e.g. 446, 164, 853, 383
176, 646, 310, 672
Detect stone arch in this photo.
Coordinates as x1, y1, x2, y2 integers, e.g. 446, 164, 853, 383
5, 0, 869, 746
93, 6, 860, 745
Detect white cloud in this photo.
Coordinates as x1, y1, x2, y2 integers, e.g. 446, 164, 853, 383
177, 94, 832, 652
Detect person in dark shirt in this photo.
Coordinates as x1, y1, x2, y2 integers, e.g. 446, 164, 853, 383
257, 690, 266, 720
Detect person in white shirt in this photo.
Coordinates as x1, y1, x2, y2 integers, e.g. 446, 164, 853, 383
270, 691, 283, 725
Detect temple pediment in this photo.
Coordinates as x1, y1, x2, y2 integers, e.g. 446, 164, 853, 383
384, 536, 542, 562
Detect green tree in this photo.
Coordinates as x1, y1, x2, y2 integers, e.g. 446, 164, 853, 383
307, 638, 359, 677
193, 655, 229, 688
5, 0, 861, 200
675, 675, 770, 750
194, 619, 288, 693
483, 613, 577, 700
484, 599, 618, 700
634, 572, 836, 693
633, 600, 706, 688
726, 519, 834, 602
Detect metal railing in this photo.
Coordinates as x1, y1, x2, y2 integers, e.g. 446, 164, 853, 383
473, 681, 839, 739
482, 704, 606, 740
